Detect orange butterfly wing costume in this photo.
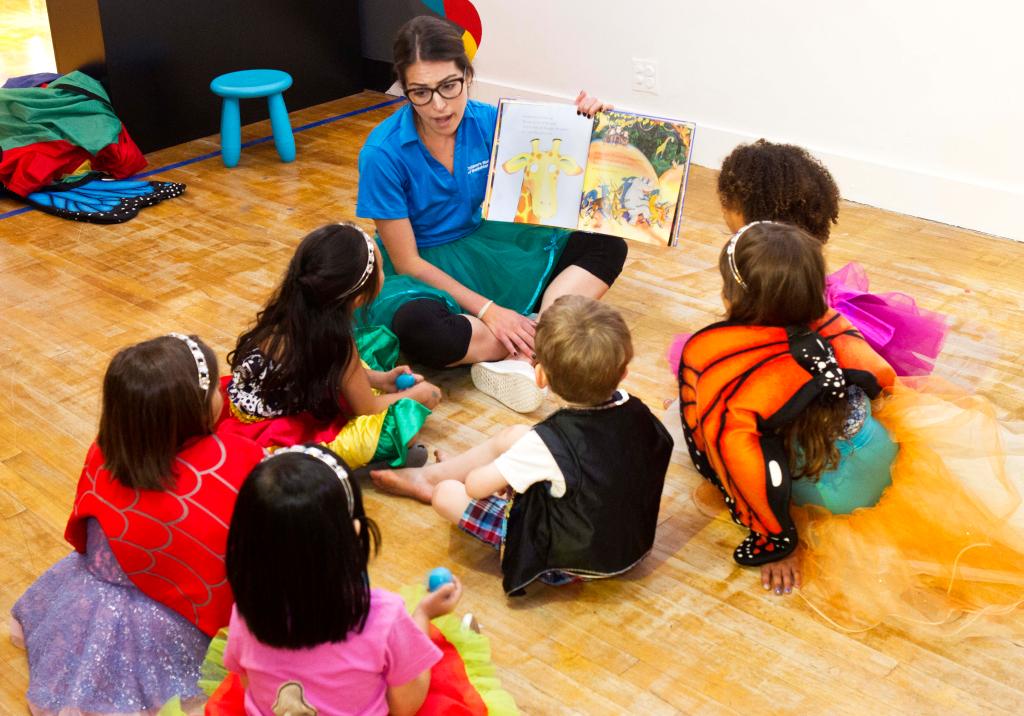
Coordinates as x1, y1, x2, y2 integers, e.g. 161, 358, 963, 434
678, 311, 895, 565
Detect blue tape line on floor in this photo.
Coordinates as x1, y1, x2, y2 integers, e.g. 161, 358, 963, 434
0, 96, 405, 221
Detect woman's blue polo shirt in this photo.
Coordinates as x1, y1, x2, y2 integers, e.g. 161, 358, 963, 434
356, 100, 497, 248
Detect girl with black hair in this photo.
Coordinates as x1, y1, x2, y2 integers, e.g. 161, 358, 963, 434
11, 334, 265, 714
677, 222, 1024, 638
224, 222, 441, 470
222, 445, 462, 715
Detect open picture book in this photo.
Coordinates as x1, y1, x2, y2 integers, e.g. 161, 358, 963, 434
481, 99, 696, 247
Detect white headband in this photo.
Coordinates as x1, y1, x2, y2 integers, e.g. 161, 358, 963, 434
167, 333, 211, 392
337, 223, 377, 300
726, 220, 778, 290
266, 445, 354, 516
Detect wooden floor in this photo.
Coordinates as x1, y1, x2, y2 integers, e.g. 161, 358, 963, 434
2, 91, 1023, 714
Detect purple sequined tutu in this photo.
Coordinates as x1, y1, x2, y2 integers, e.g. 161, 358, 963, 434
826, 262, 948, 376
11, 519, 208, 715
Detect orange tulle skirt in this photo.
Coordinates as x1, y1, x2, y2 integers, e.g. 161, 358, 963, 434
794, 378, 1024, 637
684, 378, 1024, 638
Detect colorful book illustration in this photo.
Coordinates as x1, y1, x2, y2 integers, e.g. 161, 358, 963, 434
482, 99, 696, 247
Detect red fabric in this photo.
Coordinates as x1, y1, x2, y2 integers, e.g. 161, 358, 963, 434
204, 626, 487, 716
65, 432, 264, 636
417, 624, 488, 716
205, 672, 246, 716
215, 375, 352, 449
0, 139, 89, 196
0, 126, 146, 197
92, 125, 147, 179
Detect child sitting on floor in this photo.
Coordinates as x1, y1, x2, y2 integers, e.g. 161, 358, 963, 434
221, 445, 467, 715
222, 223, 442, 471
714, 139, 947, 376
12, 333, 264, 714
375, 296, 673, 595
679, 221, 1024, 637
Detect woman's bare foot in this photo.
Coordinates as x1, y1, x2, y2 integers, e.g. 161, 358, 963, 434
370, 467, 434, 504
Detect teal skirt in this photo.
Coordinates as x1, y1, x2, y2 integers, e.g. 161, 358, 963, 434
358, 220, 571, 329
790, 414, 898, 515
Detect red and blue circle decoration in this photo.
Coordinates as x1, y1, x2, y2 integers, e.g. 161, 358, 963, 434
421, 0, 482, 60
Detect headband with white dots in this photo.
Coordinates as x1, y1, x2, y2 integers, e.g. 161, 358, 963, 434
265, 445, 354, 516
167, 333, 211, 392
725, 220, 779, 290
336, 223, 377, 300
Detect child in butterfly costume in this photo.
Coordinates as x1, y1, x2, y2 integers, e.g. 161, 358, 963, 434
679, 222, 1024, 637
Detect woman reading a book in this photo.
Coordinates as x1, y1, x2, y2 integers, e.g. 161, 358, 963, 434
356, 15, 627, 414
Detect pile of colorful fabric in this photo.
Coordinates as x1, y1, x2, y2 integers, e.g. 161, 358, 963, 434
0, 71, 184, 223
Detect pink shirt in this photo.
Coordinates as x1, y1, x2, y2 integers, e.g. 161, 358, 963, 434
224, 589, 442, 715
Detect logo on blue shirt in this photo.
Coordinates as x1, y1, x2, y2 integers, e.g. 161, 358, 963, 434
467, 159, 490, 175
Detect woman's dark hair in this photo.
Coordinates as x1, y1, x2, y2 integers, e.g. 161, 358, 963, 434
97, 335, 219, 491
718, 140, 840, 243
720, 222, 846, 480
393, 15, 474, 88
226, 446, 381, 649
228, 224, 381, 421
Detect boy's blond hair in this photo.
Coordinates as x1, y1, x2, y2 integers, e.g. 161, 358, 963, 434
534, 295, 633, 406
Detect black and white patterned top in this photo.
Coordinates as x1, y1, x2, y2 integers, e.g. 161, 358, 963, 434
226, 350, 291, 419
841, 385, 869, 439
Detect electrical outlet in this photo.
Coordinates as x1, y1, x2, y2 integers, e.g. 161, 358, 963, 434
631, 58, 659, 95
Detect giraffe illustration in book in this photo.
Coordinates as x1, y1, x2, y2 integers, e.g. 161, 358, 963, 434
501, 138, 583, 223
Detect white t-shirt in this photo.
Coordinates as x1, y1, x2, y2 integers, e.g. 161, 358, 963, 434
493, 429, 567, 498
492, 391, 632, 499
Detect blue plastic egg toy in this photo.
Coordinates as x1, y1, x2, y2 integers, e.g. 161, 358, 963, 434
427, 567, 453, 592
396, 373, 416, 391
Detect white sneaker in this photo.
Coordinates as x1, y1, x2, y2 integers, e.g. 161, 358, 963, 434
471, 359, 547, 413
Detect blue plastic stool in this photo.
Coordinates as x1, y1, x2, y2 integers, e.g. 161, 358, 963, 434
210, 69, 295, 168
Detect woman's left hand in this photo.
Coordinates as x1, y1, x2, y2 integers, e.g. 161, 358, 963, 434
576, 90, 613, 119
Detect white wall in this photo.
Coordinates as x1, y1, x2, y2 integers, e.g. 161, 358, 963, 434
469, 1, 1024, 241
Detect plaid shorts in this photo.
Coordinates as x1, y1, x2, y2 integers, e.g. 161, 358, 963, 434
458, 495, 508, 549
457, 495, 582, 587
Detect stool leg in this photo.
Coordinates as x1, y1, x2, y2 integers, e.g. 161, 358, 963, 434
220, 97, 242, 168
267, 93, 296, 163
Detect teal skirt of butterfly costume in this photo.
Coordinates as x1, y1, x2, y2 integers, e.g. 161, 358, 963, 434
358, 220, 571, 329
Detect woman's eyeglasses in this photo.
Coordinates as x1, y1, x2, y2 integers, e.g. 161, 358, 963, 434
405, 77, 466, 106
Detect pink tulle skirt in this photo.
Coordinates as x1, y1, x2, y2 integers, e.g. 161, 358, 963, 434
666, 262, 949, 377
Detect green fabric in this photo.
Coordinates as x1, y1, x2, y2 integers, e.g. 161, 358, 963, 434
199, 627, 231, 697
354, 323, 402, 371
358, 220, 570, 329
373, 398, 432, 466
0, 71, 122, 152
790, 413, 897, 515
353, 324, 431, 466
399, 585, 520, 716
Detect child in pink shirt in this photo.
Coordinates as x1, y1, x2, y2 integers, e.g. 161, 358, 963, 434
224, 444, 462, 716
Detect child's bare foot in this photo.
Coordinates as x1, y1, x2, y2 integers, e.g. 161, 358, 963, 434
434, 448, 447, 463
370, 467, 434, 504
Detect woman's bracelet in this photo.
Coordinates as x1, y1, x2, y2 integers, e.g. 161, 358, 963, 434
476, 300, 494, 320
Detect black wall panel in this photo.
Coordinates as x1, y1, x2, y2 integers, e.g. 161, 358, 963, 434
50, 1, 363, 152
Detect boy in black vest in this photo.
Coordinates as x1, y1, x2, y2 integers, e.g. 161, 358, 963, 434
373, 295, 673, 595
